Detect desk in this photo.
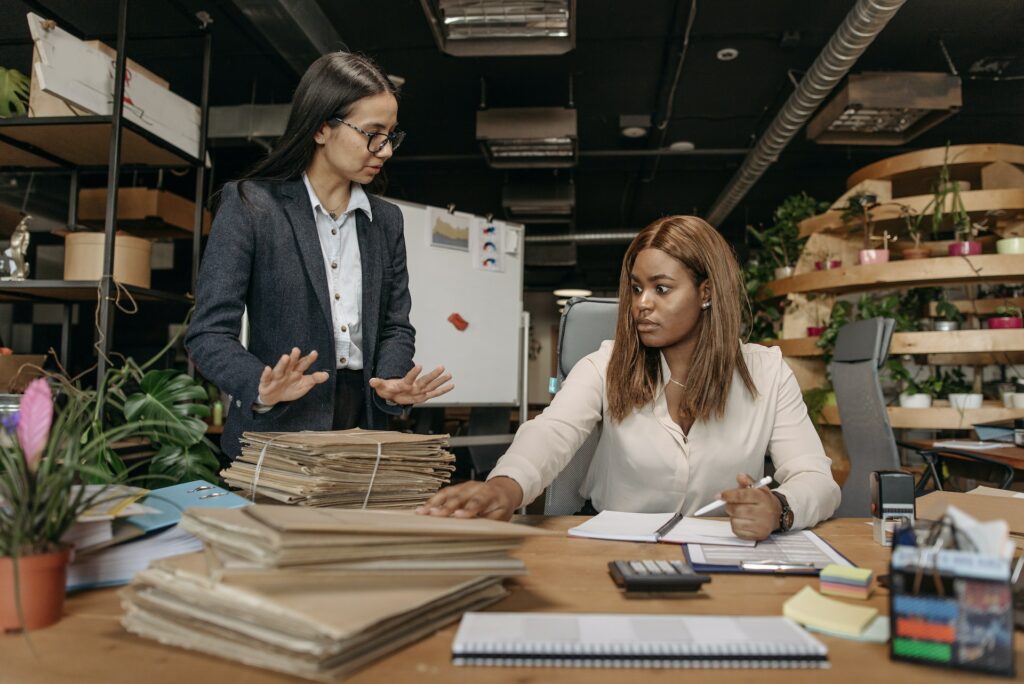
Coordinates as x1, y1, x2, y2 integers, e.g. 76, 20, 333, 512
1, 517, 1021, 683
906, 439, 1024, 489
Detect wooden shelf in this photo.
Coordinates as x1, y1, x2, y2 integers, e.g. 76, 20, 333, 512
205, 424, 224, 435
927, 297, 1024, 317
797, 188, 1024, 237
0, 116, 199, 169
819, 402, 1024, 430
77, 187, 211, 239
768, 329, 1024, 358
758, 254, 1024, 299
846, 144, 1024, 190
0, 280, 191, 304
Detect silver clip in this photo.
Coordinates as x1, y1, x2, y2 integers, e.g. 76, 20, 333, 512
740, 560, 818, 573
199, 491, 227, 500
187, 485, 214, 493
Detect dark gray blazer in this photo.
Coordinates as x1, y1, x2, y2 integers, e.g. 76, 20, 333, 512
185, 179, 415, 457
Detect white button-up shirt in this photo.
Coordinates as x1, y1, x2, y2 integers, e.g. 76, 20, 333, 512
302, 173, 371, 370
488, 340, 841, 530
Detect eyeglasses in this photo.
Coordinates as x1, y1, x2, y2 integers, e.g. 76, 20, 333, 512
330, 118, 406, 154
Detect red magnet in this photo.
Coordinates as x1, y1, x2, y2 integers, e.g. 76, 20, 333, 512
447, 312, 469, 331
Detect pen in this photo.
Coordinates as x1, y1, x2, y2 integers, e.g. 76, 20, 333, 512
653, 511, 683, 541
692, 475, 773, 517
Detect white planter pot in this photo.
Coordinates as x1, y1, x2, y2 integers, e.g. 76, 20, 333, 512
948, 393, 983, 410
934, 320, 959, 332
774, 266, 794, 280
898, 393, 933, 408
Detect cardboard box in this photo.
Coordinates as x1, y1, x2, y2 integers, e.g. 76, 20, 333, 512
917, 489, 1024, 544
78, 188, 211, 235
28, 41, 169, 118
63, 232, 152, 289
0, 355, 46, 393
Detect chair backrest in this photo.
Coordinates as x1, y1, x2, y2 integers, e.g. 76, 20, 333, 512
543, 297, 619, 515
466, 406, 512, 476
830, 317, 898, 517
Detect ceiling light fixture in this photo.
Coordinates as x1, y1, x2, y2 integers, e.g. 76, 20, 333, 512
668, 140, 695, 152
553, 288, 592, 298
420, 0, 576, 57
716, 47, 739, 61
619, 114, 651, 139
807, 72, 961, 145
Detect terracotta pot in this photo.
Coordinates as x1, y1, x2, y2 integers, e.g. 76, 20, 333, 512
948, 240, 982, 256
858, 249, 890, 265
814, 259, 841, 271
806, 326, 824, 337
901, 247, 931, 260
987, 316, 1023, 329
0, 546, 71, 631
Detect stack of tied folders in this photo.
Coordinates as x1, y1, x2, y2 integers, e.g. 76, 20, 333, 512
122, 505, 553, 682
220, 429, 455, 508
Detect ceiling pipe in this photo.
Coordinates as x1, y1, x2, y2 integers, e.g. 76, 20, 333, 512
389, 148, 749, 163
525, 231, 638, 244
704, 0, 908, 226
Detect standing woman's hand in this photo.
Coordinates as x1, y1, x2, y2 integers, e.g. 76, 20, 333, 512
257, 347, 330, 407
369, 364, 454, 406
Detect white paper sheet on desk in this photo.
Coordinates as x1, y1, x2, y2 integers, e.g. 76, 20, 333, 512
687, 530, 852, 568
931, 440, 1007, 450
567, 512, 754, 546
658, 518, 755, 547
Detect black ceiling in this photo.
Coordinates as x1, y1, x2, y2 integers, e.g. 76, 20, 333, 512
2, 0, 1023, 290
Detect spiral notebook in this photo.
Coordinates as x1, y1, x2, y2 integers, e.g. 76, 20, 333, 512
451, 613, 828, 669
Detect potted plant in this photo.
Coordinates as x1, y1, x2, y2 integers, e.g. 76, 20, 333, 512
841, 192, 892, 265
944, 368, 983, 411
995, 235, 1024, 254
0, 379, 159, 631
888, 361, 942, 408
747, 192, 826, 280
896, 203, 934, 260
813, 248, 842, 271
932, 144, 986, 256
933, 294, 964, 332
987, 304, 1023, 329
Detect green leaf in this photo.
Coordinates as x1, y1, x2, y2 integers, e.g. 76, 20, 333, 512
122, 369, 211, 445
0, 67, 30, 118
146, 442, 220, 487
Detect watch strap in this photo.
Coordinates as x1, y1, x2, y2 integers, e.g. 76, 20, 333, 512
771, 491, 793, 533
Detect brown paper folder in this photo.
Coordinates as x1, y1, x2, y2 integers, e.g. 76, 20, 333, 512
916, 489, 1024, 541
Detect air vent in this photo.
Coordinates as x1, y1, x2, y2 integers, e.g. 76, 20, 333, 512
477, 107, 578, 168
420, 0, 575, 56
502, 181, 574, 223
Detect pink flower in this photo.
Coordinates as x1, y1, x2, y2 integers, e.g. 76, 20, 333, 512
17, 378, 52, 472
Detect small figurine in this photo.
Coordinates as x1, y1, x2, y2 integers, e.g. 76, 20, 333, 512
3, 214, 30, 281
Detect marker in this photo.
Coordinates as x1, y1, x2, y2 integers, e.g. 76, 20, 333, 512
692, 475, 774, 517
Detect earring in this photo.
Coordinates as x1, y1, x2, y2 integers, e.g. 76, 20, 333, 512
701, 301, 711, 310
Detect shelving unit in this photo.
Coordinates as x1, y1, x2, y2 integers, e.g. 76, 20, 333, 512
0, 0, 211, 383
766, 143, 1024, 465
758, 254, 1024, 299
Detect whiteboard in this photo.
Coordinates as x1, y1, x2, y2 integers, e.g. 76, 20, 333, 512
388, 198, 524, 405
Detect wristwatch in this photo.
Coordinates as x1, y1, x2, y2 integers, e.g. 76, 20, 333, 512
772, 491, 794, 533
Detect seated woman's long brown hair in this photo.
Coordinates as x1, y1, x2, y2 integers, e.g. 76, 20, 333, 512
606, 215, 757, 422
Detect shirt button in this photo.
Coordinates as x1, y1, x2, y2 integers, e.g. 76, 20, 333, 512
340, 325, 348, 333
340, 357, 347, 365
331, 261, 337, 269
235, 400, 241, 407
331, 229, 337, 236
334, 293, 341, 300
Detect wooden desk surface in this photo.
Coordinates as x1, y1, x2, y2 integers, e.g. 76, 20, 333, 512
1, 517, 1020, 683
906, 439, 1024, 471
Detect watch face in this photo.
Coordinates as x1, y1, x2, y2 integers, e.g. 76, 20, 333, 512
783, 509, 794, 529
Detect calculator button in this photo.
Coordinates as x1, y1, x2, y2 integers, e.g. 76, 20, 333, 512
630, 561, 648, 575
655, 560, 677, 574
669, 561, 688, 573
642, 560, 661, 574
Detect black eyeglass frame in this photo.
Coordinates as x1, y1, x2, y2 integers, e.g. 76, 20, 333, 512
329, 117, 406, 154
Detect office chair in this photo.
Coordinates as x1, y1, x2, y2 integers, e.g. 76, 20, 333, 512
830, 318, 1013, 516
466, 406, 512, 478
543, 296, 618, 515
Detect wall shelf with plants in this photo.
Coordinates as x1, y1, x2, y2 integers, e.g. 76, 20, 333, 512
768, 328, 1024, 358
817, 404, 1024, 430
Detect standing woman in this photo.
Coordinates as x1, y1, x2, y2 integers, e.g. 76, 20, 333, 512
186, 52, 453, 459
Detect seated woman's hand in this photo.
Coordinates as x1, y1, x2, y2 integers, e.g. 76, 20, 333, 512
720, 473, 782, 541
415, 477, 523, 521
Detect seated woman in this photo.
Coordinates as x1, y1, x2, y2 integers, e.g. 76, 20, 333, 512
417, 216, 840, 539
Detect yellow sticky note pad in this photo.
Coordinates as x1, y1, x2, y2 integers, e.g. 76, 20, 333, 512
819, 563, 872, 584
783, 586, 878, 637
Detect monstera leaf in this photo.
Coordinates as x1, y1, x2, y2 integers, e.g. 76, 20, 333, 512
0, 67, 30, 118
146, 442, 220, 487
122, 369, 210, 445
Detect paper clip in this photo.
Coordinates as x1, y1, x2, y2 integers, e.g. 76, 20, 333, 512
199, 491, 227, 500
187, 485, 214, 493
740, 560, 818, 573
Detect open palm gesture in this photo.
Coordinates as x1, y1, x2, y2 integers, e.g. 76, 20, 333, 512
257, 347, 330, 407
369, 364, 454, 406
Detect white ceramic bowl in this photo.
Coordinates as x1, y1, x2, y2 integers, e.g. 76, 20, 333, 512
899, 393, 933, 408
948, 393, 983, 410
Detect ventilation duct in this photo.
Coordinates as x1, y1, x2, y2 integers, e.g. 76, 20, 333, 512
502, 181, 574, 223
477, 107, 578, 168
420, 0, 575, 56
807, 72, 961, 145
525, 242, 577, 267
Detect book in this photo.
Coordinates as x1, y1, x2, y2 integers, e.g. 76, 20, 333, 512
451, 612, 828, 668
567, 510, 755, 547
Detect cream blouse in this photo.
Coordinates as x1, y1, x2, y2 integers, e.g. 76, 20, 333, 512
488, 340, 841, 530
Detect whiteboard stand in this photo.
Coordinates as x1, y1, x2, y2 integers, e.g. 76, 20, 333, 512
519, 310, 530, 427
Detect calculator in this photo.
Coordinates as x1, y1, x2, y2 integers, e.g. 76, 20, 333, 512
608, 559, 711, 593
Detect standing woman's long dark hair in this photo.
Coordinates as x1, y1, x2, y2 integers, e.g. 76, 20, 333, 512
240, 51, 398, 191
